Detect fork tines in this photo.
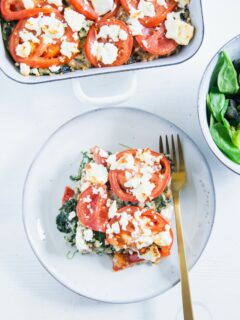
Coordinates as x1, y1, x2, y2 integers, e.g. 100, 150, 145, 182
159, 134, 185, 172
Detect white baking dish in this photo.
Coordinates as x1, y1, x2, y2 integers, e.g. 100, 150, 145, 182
0, 0, 204, 84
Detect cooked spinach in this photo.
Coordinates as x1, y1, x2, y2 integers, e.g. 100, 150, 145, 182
70, 151, 93, 181
207, 51, 240, 164
56, 198, 77, 233
154, 194, 171, 212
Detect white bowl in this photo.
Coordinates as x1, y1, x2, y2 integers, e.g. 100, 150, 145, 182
198, 35, 240, 175
22, 107, 215, 303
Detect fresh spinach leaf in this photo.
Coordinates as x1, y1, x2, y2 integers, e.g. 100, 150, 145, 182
210, 122, 240, 164
217, 52, 239, 94
207, 92, 225, 122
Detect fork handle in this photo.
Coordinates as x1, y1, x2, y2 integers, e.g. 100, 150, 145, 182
173, 192, 194, 320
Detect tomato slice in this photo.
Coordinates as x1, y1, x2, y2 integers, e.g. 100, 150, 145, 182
76, 185, 109, 232
108, 148, 171, 203
62, 186, 75, 204
106, 206, 171, 249
69, 0, 120, 21
136, 24, 178, 55
120, 0, 177, 28
0, 0, 57, 21
9, 10, 80, 68
85, 18, 133, 67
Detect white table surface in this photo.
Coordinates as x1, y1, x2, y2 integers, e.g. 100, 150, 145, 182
1, 0, 240, 319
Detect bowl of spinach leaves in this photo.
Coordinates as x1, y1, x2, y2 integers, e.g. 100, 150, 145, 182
198, 35, 240, 174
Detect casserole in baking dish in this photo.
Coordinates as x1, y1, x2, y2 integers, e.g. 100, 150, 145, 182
0, 0, 204, 83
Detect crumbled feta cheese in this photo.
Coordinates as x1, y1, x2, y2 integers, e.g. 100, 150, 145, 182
85, 163, 108, 184
22, 0, 34, 9
136, 235, 153, 249
165, 12, 194, 45
75, 225, 91, 253
97, 25, 128, 42
91, 0, 114, 16
138, 0, 155, 17
157, 0, 167, 8
40, 14, 65, 39
16, 41, 31, 58
153, 224, 172, 246
108, 154, 136, 170
160, 204, 174, 222
124, 172, 155, 202
30, 68, 40, 76
108, 200, 118, 219
19, 29, 39, 43
119, 212, 131, 230
25, 16, 42, 35
64, 7, 90, 32
49, 65, 61, 72
83, 228, 94, 241
47, 0, 62, 6
176, 0, 190, 8
128, 17, 143, 36
20, 63, 30, 76
60, 40, 79, 58
111, 222, 120, 234
83, 195, 91, 203
91, 41, 118, 65
68, 211, 76, 220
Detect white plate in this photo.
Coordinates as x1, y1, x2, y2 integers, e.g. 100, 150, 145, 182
23, 107, 215, 303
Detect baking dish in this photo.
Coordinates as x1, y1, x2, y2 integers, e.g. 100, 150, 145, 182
0, 0, 204, 85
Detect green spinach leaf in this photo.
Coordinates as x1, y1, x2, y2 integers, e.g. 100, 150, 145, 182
70, 151, 93, 181
207, 92, 226, 122
210, 122, 240, 164
217, 52, 239, 94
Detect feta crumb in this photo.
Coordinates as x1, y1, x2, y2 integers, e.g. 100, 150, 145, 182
75, 226, 91, 253
30, 68, 40, 76
68, 211, 76, 220
153, 225, 172, 246
160, 204, 174, 222
108, 200, 118, 219
25, 16, 41, 36
19, 29, 39, 43
47, 0, 62, 6
157, 0, 167, 8
119, 212, 131, 230
64, 7, 90, 32
22, 0, 34, 9
97, 25, 128, 42
176, 0, 190, 8
83, 228, 94, 241
40, 14, 65, 39
111, 221, 120, 234
85, 163, 108, 184
20, 63, 30, 76
165, 11, 194, 45
16, 41, 31, 58
138, 0, 155, 18
91, 41, 118, 65
49, 65, 61, 72
60, 40, 79, 58
91, 0, 114, 16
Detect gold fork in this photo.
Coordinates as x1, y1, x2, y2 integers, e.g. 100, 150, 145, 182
159, 134, 194, 320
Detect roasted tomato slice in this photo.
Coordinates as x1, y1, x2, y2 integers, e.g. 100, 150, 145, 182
62, 186, 75, 205
120, 0, 177, 28
76, 185, 109, 232
0, 0, 59, 21
85, 18, 133, 67
69, 0, 120, 21
9, 10, 80, 68
108, 148, 171, 203
136, 24, 178, 55
106, 206, 172, 250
